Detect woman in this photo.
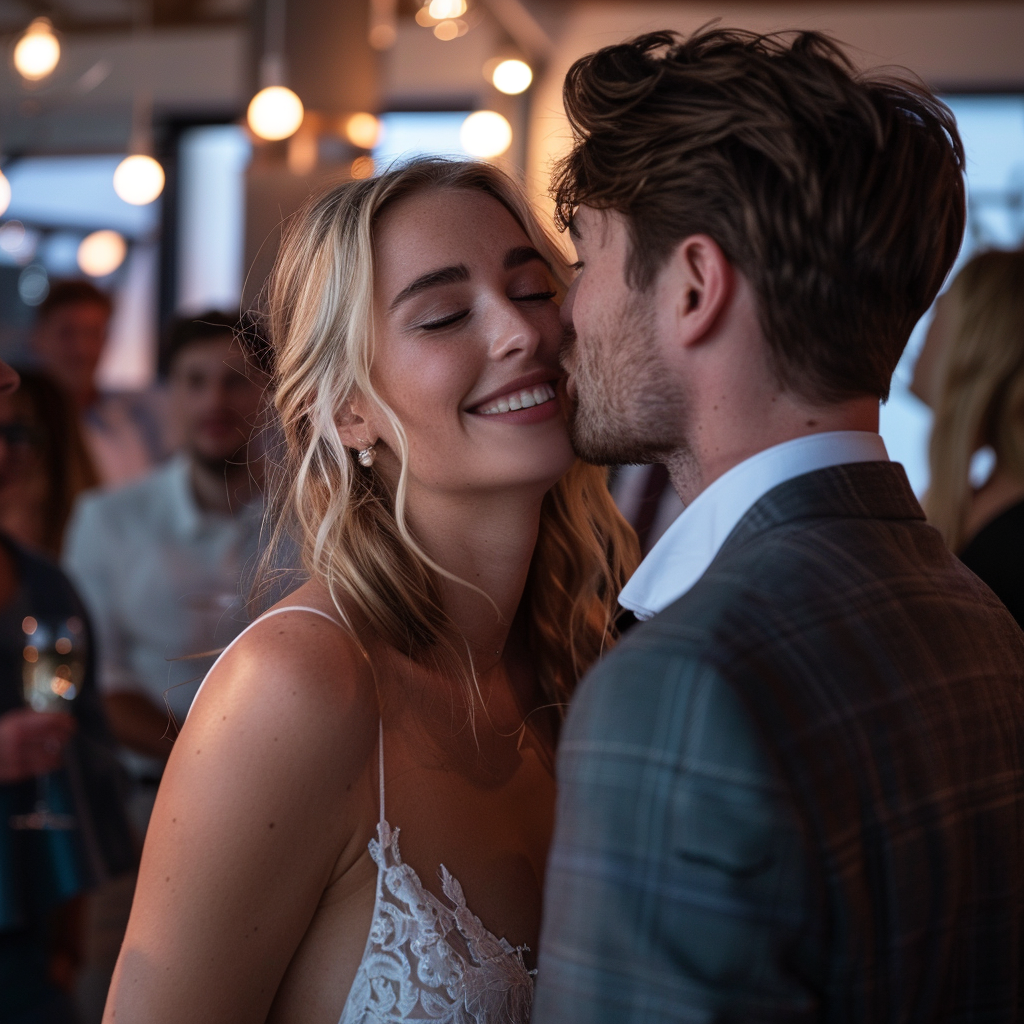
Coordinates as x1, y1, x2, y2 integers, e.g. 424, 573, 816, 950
0, 369, 98, 557
104, 159, 638, 1023
913, 248, 1024, 626
0, 359, 134, 1024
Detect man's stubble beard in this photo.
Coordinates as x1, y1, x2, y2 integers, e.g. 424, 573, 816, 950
564, 290, 689, 468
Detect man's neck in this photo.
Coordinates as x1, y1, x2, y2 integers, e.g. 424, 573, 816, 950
666, 392, 879, 506
189, 452, 262, 516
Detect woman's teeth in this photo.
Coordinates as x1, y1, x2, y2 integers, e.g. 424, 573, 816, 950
479, 382, 557, 415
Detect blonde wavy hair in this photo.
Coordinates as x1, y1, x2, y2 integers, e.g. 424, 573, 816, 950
926, 248, 1024, 550
261, 158, 638, 716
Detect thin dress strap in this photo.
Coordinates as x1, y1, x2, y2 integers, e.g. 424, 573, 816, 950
188, 605, 345, 717
378, 720, 385, 828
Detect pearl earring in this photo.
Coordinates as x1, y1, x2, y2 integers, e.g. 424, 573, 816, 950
357, 444, 376, 468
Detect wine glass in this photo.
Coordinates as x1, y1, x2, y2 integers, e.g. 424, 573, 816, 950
9, 613, 86, 831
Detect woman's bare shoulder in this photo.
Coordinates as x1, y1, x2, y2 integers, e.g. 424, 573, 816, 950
182, 579, 379, 787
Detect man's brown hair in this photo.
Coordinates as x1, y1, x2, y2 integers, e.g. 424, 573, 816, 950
553, 28, 966, 401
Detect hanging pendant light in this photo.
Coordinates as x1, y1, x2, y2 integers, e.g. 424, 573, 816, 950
112, 9, 164, 207
14, 18, 61, 82
248, 0, 304, 142
114, 90, 164, 206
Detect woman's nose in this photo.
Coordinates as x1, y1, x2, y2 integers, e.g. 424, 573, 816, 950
488, 304, 543, 361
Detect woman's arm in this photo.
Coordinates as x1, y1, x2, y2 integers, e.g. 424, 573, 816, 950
104, 611, 378, 1024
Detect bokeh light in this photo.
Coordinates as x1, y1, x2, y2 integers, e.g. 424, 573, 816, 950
0, 173, 10, 218
247, 86, 304, 141
491, 59, 532, 95
350, 156, 375, 179
77, 230, 127, 277
113, 154, 165, 205
428, 0, 467, 18
14, 19, 60, 82
460, 110, 512, 158
345, 113, 381, 150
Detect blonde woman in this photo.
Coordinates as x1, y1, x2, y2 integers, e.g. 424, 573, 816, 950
103, 159, 638, 1024
913, 248, 1024, 626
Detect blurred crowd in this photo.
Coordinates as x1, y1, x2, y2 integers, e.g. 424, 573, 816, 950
0, 282, 275, 1024
1, 245, 1023, 1023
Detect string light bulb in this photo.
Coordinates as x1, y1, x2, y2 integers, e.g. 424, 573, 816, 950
77, 230, 126, 277
460, 110, 512, 158
247, 85, 304, 141
0, 172, 10, 218
113, 154, 164, 205
491, 59, 532, 95
14, 18, 60, 82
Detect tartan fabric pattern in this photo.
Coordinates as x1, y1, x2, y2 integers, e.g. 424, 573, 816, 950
533, 462, 1024, 1023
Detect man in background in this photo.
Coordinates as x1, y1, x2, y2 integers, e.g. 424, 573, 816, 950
32, 280, 165, 487
63, 312, 269, 831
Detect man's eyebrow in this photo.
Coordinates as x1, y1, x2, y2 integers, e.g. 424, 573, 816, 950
503, 245, 550, 271
389, 264, 469, 310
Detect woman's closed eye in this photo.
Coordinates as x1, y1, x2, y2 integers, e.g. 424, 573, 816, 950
512, 289, 557, 303
418, 308, 471, 331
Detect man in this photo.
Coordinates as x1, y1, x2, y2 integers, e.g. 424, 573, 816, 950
534, 28, 1024, 1022
63, 313, 268, 829
33, 280, 164, 486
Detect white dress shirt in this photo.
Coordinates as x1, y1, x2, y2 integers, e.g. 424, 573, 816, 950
619, 431, 890, 621
63, 455, 264, 778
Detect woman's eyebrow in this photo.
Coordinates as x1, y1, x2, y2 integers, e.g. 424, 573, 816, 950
389, 264, 469, 310
504, 245, 550, 271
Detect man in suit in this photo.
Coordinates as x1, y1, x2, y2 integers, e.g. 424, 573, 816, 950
533, 28, 1024, 1023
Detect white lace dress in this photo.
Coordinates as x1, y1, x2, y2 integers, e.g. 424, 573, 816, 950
338, 720, 535, 1024
191, 605, 535, 1024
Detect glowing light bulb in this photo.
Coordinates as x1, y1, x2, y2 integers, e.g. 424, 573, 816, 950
428, 0, 466, 17
113, 154, 165, 205
14, 18, 60, 82
0, 173, 10, 218
77, 230, 126, 277
345, 113, 381, 150
247, 86, 304, 141
460, 111, 512, 158
491, 59, 532, 95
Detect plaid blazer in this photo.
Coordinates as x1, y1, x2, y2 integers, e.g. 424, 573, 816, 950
533, 462, 1024, 1023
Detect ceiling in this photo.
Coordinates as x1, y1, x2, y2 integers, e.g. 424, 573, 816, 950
0, 0, 251, 33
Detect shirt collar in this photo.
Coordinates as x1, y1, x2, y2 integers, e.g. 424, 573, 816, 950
164, 454, 263, 540
618, 431, 889, 621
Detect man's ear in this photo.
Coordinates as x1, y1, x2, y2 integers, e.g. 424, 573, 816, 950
662, 234, 734, 349
334, 398, 376, 452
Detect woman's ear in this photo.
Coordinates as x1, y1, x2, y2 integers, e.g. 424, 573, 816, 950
334, 399, 376, 452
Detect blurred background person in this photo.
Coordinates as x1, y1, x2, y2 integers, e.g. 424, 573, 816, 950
63, 311, 270, 832
913, 248, 1024, 627
0, 370, 99, 558
31, 282, 166, 489
0, 357, 134, 1024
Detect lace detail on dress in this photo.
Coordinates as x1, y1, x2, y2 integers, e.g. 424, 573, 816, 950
338, 820, 534, 1024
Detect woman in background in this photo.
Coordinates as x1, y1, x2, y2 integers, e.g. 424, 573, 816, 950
0, 369, 98, 557
913, 248, 1024, 626
0, 360, 134, 1024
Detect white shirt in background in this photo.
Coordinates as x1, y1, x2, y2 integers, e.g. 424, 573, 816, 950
619, 431, 890, 621
63, 454, 264, 780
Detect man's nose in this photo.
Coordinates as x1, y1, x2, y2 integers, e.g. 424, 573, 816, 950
560, 278, 578, 331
